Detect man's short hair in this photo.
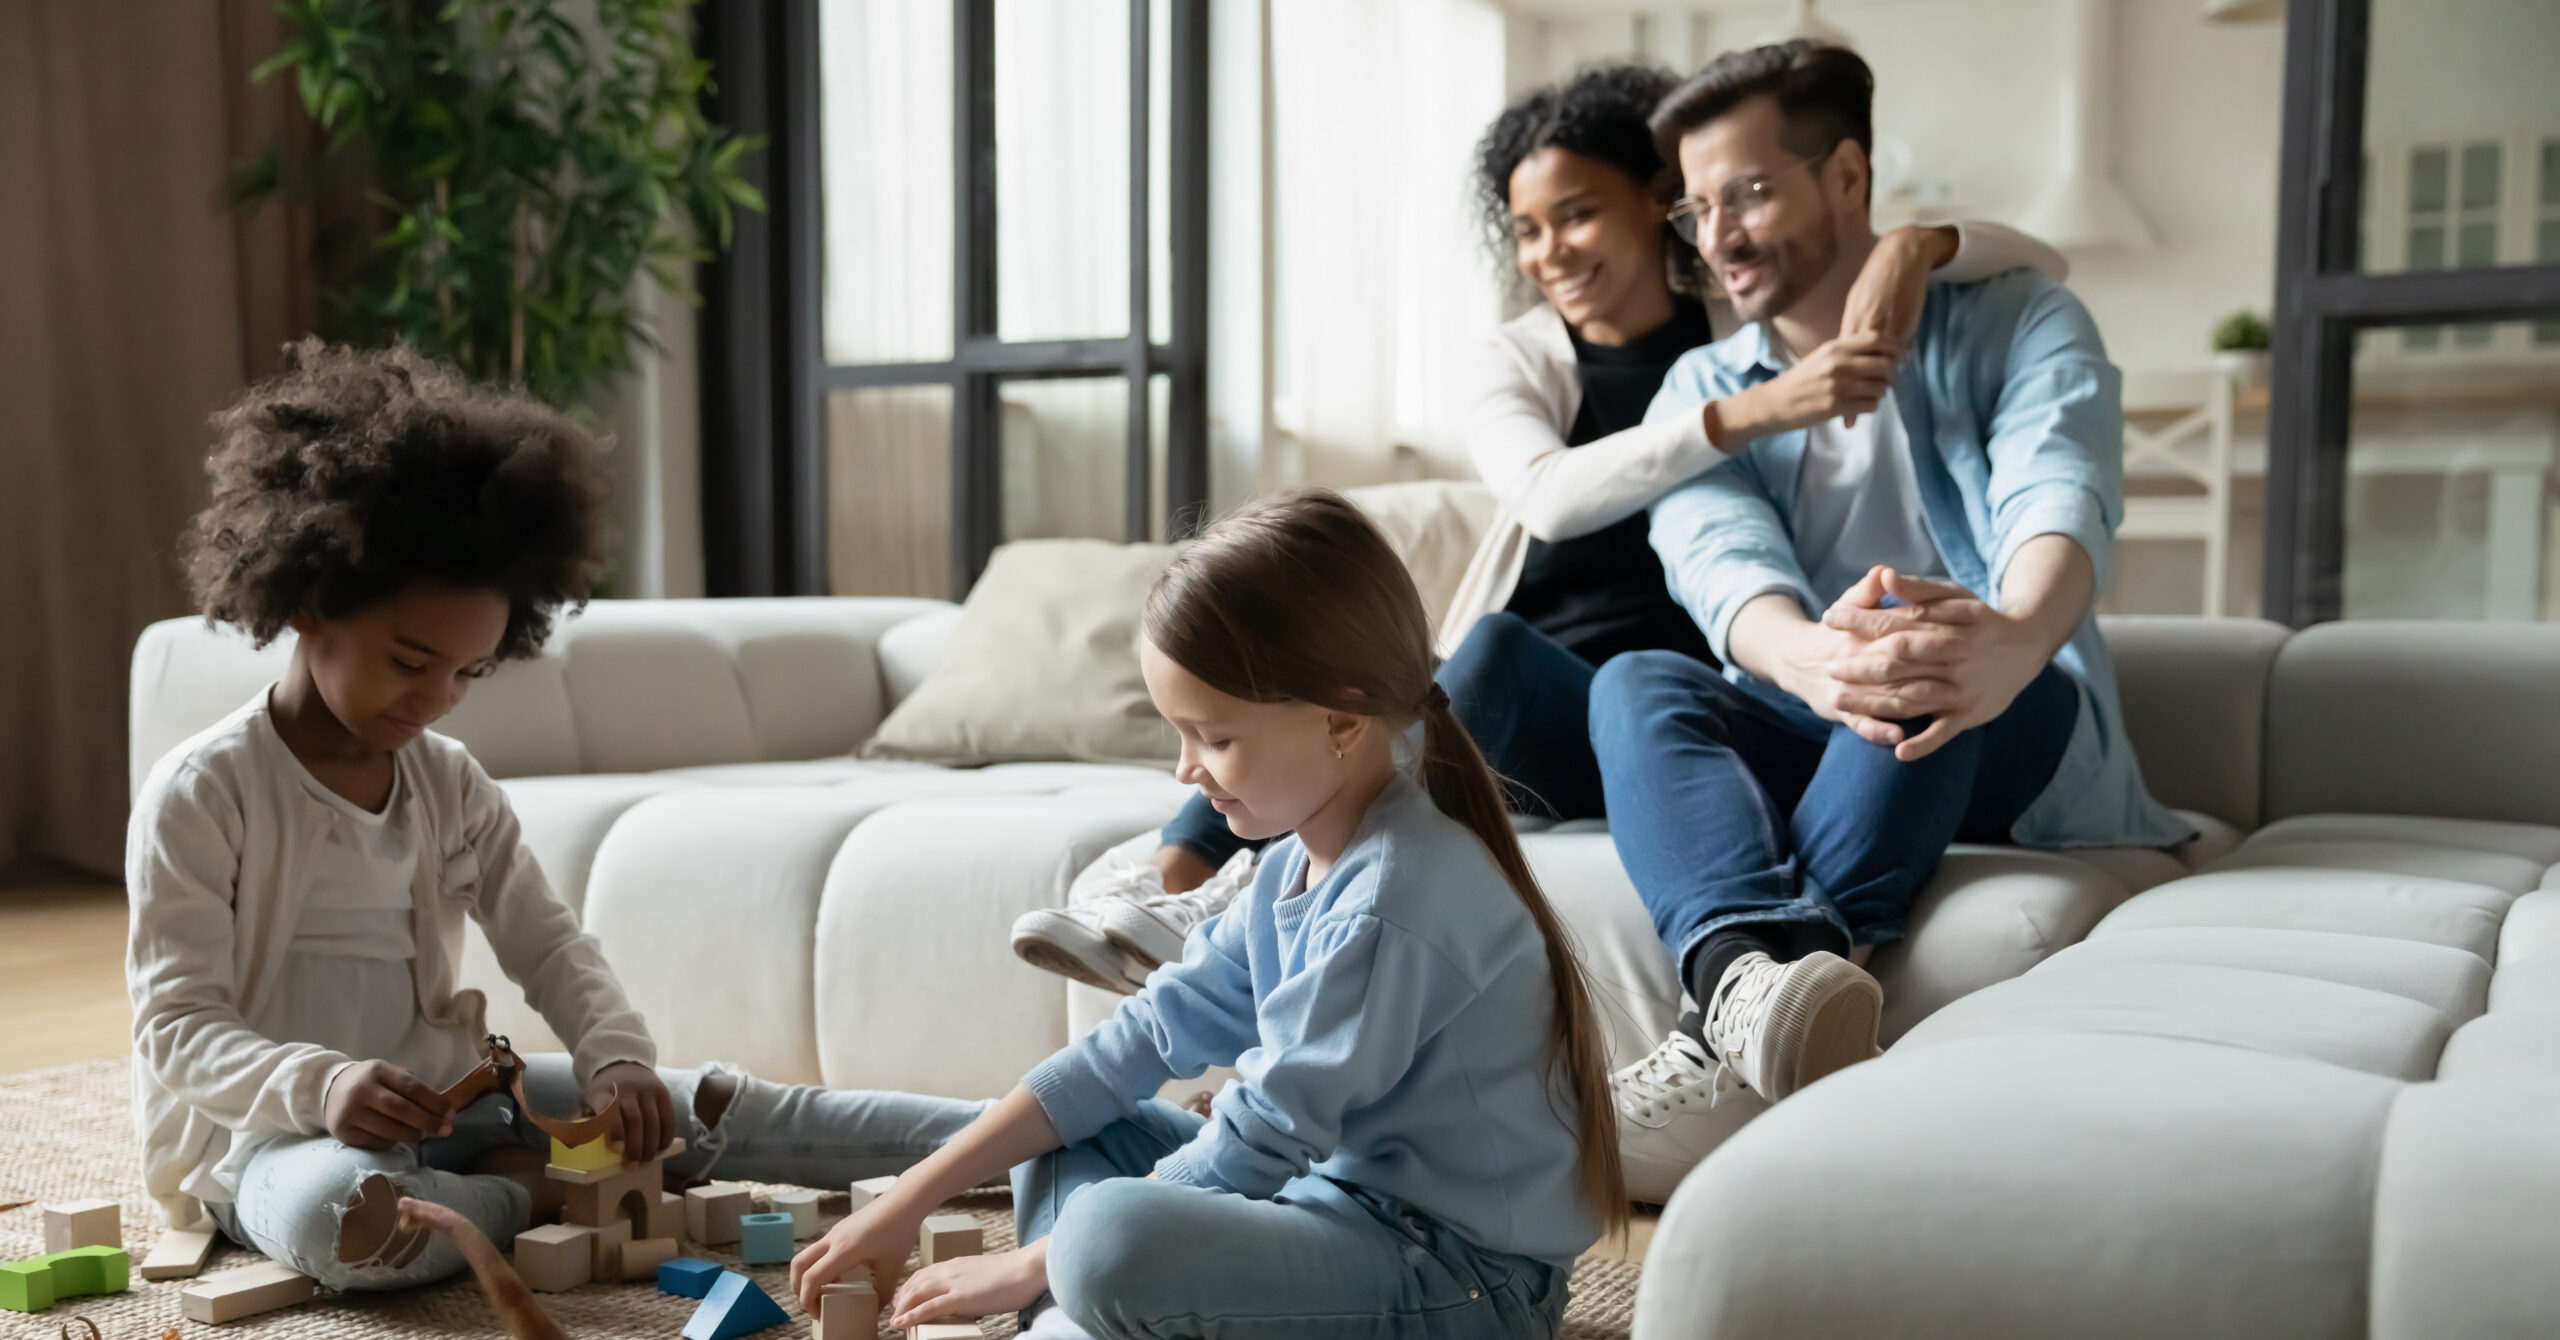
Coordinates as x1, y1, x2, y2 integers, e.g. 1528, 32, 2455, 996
1648, 41, 1874, 181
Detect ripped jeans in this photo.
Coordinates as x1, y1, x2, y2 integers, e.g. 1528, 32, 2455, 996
205, 1053, 989, 1292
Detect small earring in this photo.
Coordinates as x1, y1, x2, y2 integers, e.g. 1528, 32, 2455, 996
1334, 749, 1343, 760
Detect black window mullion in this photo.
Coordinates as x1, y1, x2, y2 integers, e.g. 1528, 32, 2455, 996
952, 0, 1001, 595
1124, 0, 1154, 543
1163, 0, 1211, 539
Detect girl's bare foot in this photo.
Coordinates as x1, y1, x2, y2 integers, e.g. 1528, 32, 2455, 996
890, 1243, 1050, 1330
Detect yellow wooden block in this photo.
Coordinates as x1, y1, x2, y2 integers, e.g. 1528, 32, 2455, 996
551, 1135, 625, 1173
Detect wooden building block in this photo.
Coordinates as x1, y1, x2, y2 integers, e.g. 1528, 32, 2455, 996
0, 1245, 130, 1313
846, 1175, 897, 1213
138, 1227, 217, 1281
681, 1270, 789, 1340
685, 1183, 752, 1246
588, 1216, 632, 1278
41, 1200, 119, 1254
179, 1261, 314, 1325
917, 1214, 983, 1267
512, 1223, 594, 1293
621, 1235, 679, 1282
561, 1165, 659, 1231
769, 1188, 822, 1238
816, 1278, 879, 1340
737, 1212, 795, 1266
658, 1255, 724, 1298
649, 1190, 686, 1242
913, 1325, 983, 1340
551, 1134, 625, 1172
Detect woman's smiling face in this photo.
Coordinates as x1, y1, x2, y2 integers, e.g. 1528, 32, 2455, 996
1508, 146, 1670, 340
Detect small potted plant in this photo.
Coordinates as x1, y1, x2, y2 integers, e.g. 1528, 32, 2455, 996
2211, 309, 2271, 388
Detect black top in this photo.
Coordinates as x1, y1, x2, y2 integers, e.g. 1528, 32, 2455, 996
1502, 298, 1721, 668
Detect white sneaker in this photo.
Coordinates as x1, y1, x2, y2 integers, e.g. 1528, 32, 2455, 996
1098, 848, 1256, 968
1702, 950, 1882, 1103
1010, 903, 1150, 994
1610, 1019, 1767, 1204
1013, 847, 1166, 994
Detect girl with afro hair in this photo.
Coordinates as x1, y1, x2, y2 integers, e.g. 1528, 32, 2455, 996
127, 341, 988, 1294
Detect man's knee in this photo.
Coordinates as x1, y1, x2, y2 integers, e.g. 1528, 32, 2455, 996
1589, 649, 1717, 740
1441, 611, 1537, 689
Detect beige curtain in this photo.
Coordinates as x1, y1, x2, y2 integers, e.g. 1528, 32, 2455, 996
0, 1, 313, 875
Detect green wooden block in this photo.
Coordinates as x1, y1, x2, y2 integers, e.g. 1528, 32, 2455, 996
42, 1246, 130, 1300
0, 1259, 55, 1313
0, 1246, 129, 1313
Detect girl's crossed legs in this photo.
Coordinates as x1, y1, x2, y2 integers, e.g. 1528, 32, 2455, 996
212, 1054, 987, 1292
1004, 1100, 1569, 1340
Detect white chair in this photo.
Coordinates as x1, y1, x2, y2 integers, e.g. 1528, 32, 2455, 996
2119, 365, 2239, 618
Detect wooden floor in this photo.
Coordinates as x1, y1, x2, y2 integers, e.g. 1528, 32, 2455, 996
0, 877, 132, 1071
0, 874, 1658, 1264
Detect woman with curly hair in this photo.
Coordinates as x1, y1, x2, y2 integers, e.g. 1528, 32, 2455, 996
126, 341, 988, 1293
1015, 64, 2064, 1005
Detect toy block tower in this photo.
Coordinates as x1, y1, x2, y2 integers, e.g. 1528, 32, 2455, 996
544, 1135, 685, 1276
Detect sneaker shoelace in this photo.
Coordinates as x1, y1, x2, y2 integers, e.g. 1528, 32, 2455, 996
1125, 850, 1254, 929
1611, 1030, 1713, 1121
1704, 955, 1788, 1105
1080, 852, 1165, 907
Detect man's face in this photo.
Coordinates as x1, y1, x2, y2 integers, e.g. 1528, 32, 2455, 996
1674, 95, 1853, 323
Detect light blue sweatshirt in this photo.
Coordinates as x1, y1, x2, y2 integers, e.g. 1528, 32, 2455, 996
1025, 773, 1602, 1267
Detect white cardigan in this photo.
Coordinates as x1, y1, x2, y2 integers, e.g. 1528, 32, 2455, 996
126, 691, 655, 1229
1434, 221, 2069, 657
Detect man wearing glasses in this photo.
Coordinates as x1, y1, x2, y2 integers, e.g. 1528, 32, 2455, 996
1596, 42, 2189, 1146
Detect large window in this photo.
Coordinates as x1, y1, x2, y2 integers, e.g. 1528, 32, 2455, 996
703, 0, 1207, 599
2270, 0, 2560, 624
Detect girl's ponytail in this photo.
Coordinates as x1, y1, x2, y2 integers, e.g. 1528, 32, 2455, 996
1146, 489, 1629, 1233
1417, 686, 1628, 1236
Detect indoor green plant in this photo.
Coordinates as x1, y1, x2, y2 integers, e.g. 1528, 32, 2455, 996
2211, 308, 2271, 387
230, 0, 763, 408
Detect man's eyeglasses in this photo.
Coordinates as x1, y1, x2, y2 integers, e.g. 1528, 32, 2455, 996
1666, 148, 1835, 246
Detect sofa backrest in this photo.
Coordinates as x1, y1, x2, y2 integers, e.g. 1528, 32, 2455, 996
2098, 615, 2291, 832
130, 598, 947, 796
2262, 620, 2560, 828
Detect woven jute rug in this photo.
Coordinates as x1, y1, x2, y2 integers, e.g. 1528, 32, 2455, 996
0, 1058, 1641, 1337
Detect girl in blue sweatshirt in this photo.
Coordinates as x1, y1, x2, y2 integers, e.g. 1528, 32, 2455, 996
792, 489, 1626, 1338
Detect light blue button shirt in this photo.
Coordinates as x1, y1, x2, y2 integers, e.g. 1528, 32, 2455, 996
1642, 269, 2191, 850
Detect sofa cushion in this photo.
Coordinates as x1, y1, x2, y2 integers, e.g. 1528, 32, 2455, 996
2091, 868, 2518, 961
1638, 1034, 2398, 1340
2037, 926, 2489, 1023
1896, 960, 2453, 1081
2435, 1009, 2560, 1080
1867, 846, 2142, 1043
865, 539, 1180, 768
2370, 1079, 2560, 1340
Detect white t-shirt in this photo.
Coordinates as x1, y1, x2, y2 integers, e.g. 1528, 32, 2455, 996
1773, 334, 1946, 603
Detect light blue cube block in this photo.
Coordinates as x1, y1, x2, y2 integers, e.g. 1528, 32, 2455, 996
737, 1212, 795, 1266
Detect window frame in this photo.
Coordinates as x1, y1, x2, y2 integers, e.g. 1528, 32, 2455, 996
2265, 0, 2560, 624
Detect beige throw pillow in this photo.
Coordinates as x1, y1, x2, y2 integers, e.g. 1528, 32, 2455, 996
862, 539, 1181, 766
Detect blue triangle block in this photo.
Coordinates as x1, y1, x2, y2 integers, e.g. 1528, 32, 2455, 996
681, 1271, 790, 1339
658, 1256, 725, 1299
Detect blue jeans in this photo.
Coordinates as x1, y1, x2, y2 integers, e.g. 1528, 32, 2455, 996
1013, 1099, 1568, 1339
1588, 651, 2078, 968
207, 1053, 987, 1292
1160, 613, 1619, 864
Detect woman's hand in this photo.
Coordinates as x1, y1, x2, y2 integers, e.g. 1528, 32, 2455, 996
1842, 224, 1961, 350
889, 1242, 1051, 1331
791, 1199, 923, 1319
324, 1059, 454, 1150
579, 1061, 673, 1163
1708, 330, 1902, 447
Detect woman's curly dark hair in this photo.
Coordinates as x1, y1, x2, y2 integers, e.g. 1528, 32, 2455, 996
1472, 63, 1707, 297
184, 339, 609, 661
